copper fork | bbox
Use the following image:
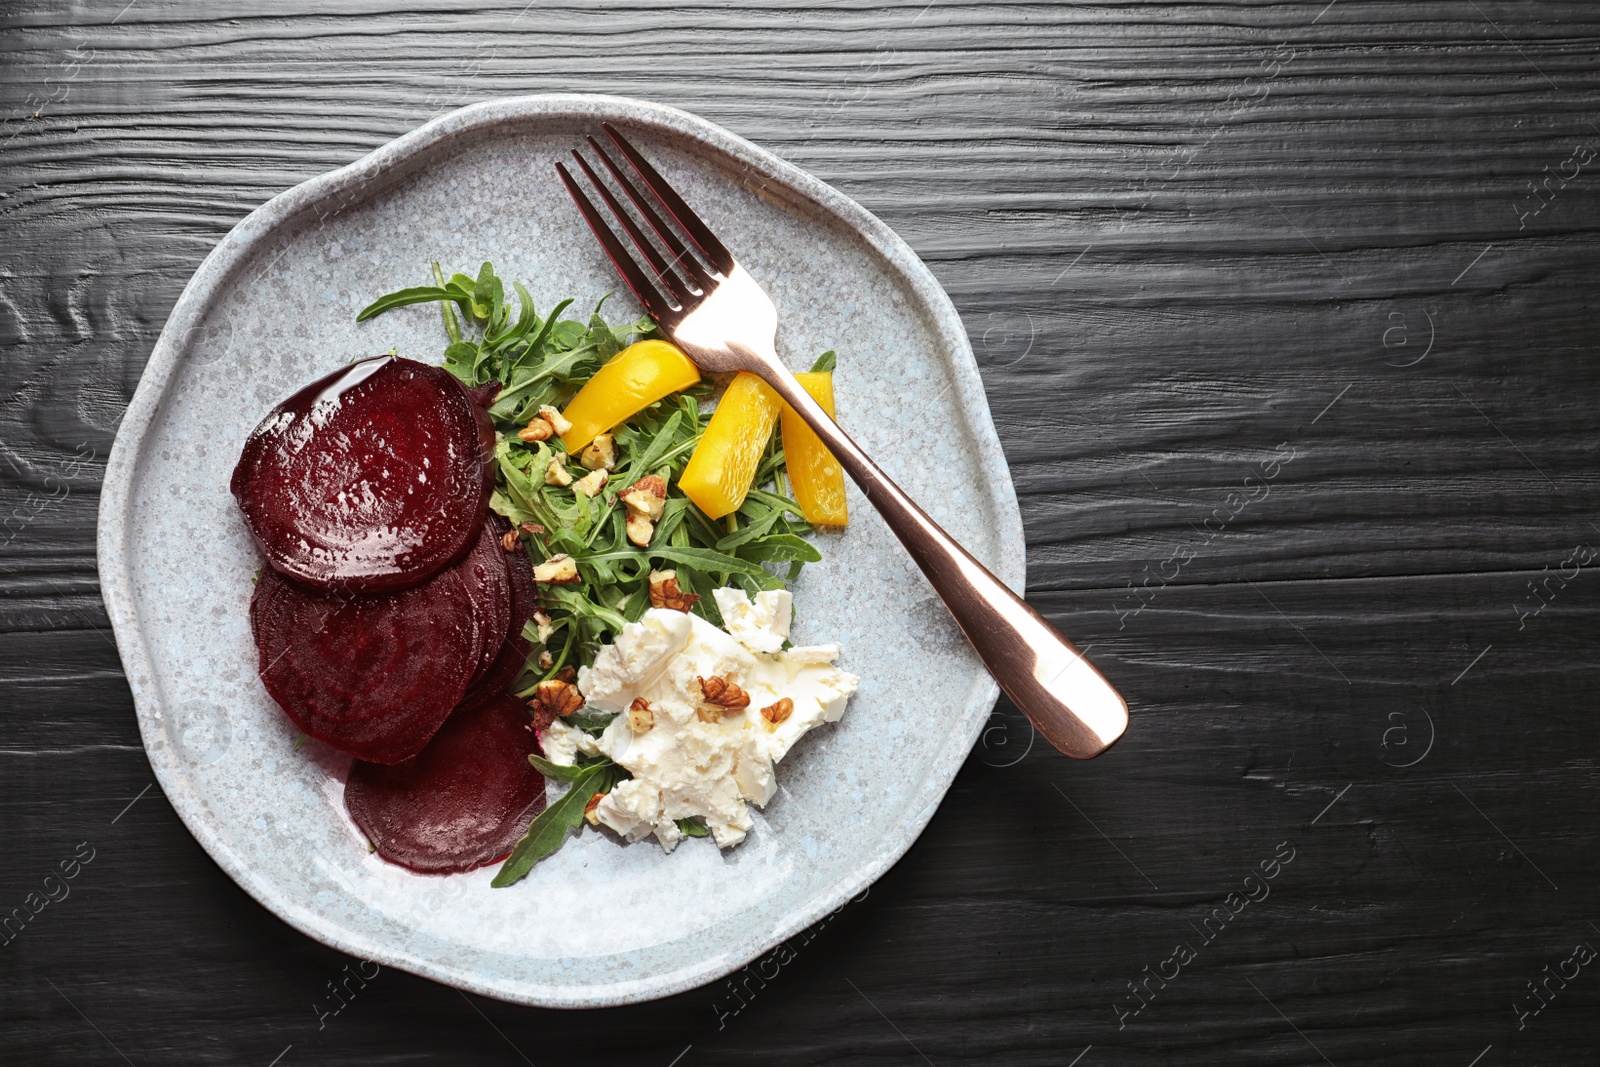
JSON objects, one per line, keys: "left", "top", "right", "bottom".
{"left": 557, "top": 123, "right": 1128, "bottom": 759}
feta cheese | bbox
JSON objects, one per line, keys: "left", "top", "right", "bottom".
{"left": 713, "top": 587, "right": 792, "bottom": 654}
{"left": 539, "top": 717, "right": 601, "bottom": 766}
{"left": 574, "top": 593, "right": 859, "bottom": 851}
{"left": 577, "top": 609, "right": 694, "bottom": 713}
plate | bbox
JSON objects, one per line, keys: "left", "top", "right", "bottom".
{"left": 97, "top": 94, "right": 1024, "bottom": 1008}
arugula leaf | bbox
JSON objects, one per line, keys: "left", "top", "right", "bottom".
{"left": 356, "top": 284, "right": 472, "bottom": 322}
{"left": 527, "top": 753, "right": 592, "bottom": 781}
{"left": 522, "top": 296, "right": 574, "bottom": 359}
{"left": 737, "top": 533, "right": 823, "bottom": 564}
{"left": 676, "top": 817, "right": 710, "bottom": 838}
{"left": 649, "top": 545, "right": 769, "bottom": 577}
{"left": 564, "top": 710, "right": 619, "bottom": 734}
{"left": 473, "top": 261, "right": 498, "bottom": 324}
{"left": 716, "top": 501, "right": 785, "bottom": 552}
{"left": 491, "top": 281, "right": 539, "bottom": 350}
{"left": 492, "top": 761, "right": 612, "bottom": 887}
{"left": 810, "top": 349, "right": 837, "bottom": 373}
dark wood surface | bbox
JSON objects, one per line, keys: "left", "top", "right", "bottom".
{"left": 4, "top": 2, "right": 1599, "bottom": 1063}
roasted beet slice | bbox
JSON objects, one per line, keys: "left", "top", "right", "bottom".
{"left": 459, "top": 515, "right": 513, "bottom": 690}
{"left": 231, "top": 356, "right": 495, "bottom": 592}
{"left": 458, "top": 534, "right": 537, "bottom": 712}
{"left": 251, "top": 564, "right": 480, "bottom": 764}
{"left": 345, "top": 694, "right": 546, "bottom": 874}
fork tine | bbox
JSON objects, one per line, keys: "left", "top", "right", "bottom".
{"left": 555, "top": 160, "right": 677, "bottom": 322}
{"left": 570, "top": 148, "right": 696, "bottom": 306}
{"left": 587, "top": 136, "right": 714, "bottom": 292}
{"left": 601, "top": 121, "right": 736, "bottom": 275}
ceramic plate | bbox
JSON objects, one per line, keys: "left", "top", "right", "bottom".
{"left": 97, "top": 94, "right": 1023, "bottom": 1008}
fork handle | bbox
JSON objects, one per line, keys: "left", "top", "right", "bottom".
{"left": 761, "top": 368, "right": 1129, "bottom": 759}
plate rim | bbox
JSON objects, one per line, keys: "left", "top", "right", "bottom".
{"left": 96, "top": 92, "right": 1026, "bottom": 1008}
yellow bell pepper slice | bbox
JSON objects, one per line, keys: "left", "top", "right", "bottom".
{"left": 559, "top": 339, "right": 701, "bottom": 452}
{"left": 678, "top": 372, "right": 782, "bottom": 520}
{"left": 781, "top": 371, "right": 848, "bottom": 526}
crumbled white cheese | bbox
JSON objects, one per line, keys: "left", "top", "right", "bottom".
{"left": 712, "top": 587, "right": 792, "bottom": 654}
{"left": 782, "top": 643, "right": 840, "bottom": 666}
{"left": 577, "top": 609, "right": 695, "bottom": 714}
{"left": 544, "top": 588, "right": 858, "bottom": 852}
{"left": 540, "top": 717, "right": 600, "bottom": 765}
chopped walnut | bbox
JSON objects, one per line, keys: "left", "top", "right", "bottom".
{"left": 545, "top": 455, "right": 574, "bottom": 487}
{"left": 580, "top": 433, "right": 617, "bottom": 471}
{"left": 572, "top": 468, "right": 608, "bottom": 498}
{"left": 555, "top": 665, "right": 577, "bottom": 684}
{"left": 503, "top": 521, "right": 546, "bottom": 552}
{"left": 620, "top": 474, "right": 667, "bottom": 521}
{"left": 583, "top": 790, "right": 604, "bottom": 827}
{"left": 533, "top": 554, "right": 580, "bottom": 585}
{"left": 648, "top": 569, "right": 700, "bottom": 612}
{"left": 760, "top": 697, "right": 795, "bottom": 727}
{"left": 698, "top": 675, "right": 750, "bottom": 711}
{"left": 627, "top": 698, "right": 654, "bottom": 732}
{"left": 538, "top": 404, "right": 573, "bottom": 436}
{"left": 518, "top": 416, "right": 554, "bottom": 443}
{"left": 528, "top": 678, "right": 583, "bottom": 730}
{"left": 537, "top": 650, "right": 554, "bottom": 670}
{"left": 625, "top": 509, "right": 655, "bottom": 547}
{"left": 532, "top": 609, "right": 554, "bottom": 644}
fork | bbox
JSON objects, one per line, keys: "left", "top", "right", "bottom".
{"left": 556, "top": 123, "right": 1128, "bottom": 759}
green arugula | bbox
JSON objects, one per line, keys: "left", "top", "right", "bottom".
{"left": 526, "top": 753, "right": 593, "bottom": 782}
{"left": 490, "top": 761, "right": 623, "bottom": 888}
{"left": 360, "top": 261, "right": 834, "bottom": 887}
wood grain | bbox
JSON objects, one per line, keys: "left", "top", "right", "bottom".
{"left": 5, "top": 2, "right": 1600, "bottom": 1064}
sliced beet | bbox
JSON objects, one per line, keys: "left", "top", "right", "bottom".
{"left": 459, "top": 515, "right": 513, "bottom": 690}
{"left": 251, "top": 564, "right": 480, "bottom": 764}
{"left": 345, "top": 694, "right": 546, "bottom": 874}
{"left": 457, "top": 534, "right": 537, "bottom": 712}
{"left": 232, "top": 356, "right": 495, "bottom": 593}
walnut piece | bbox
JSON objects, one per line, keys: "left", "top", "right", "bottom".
{"left": 538, "top": 404, "right": 573, "bottom": 436}
{"left": 532, "top": 609, "right": 554, "bottom": 644}
{"left": 518, "top": 416, "right": 554, "bottom": 443}
{"left": 580, "top": 433, "right": 617, "bottom": 471}
{"left": 502, "top": 521, "right": 546, "bottom": 552}
{"left": 528, "top": 678, "right": 583, "bottom": 730}
{"left": 627, "top": 697, "right": 654, "bottom": 732}
{"left": 572, "top": 468, "right": 608, "bottom": 498}
{"left": 620, "top": 474, "right": 667, "bottom": 521}
{"left": 760, "top": 697, "right": 794, "bottom": 727}
{"left": 648, "top": 569, "right": 700, "bottom": 612}
{"left": 625, "top": 510, "right": 654, "bottom": 547}
{"left": 533, "top": 554, "right": 580, "bottom": 585}
{"left": 583, "top": 791, "right": 604, "bottom": 827}
{"left": 545, "top": 455, "right": 574, "bottom": 487}
{"left": 698, "top": 675, "right": 750, "bottom": 711}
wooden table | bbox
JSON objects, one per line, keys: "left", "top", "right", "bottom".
{"left": 4, "top": 2, "right": 1597, "bottom": 1063}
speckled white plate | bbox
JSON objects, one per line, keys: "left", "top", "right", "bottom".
{"left": 97, "top": 94, "right": 1023, "bottom": 1008}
